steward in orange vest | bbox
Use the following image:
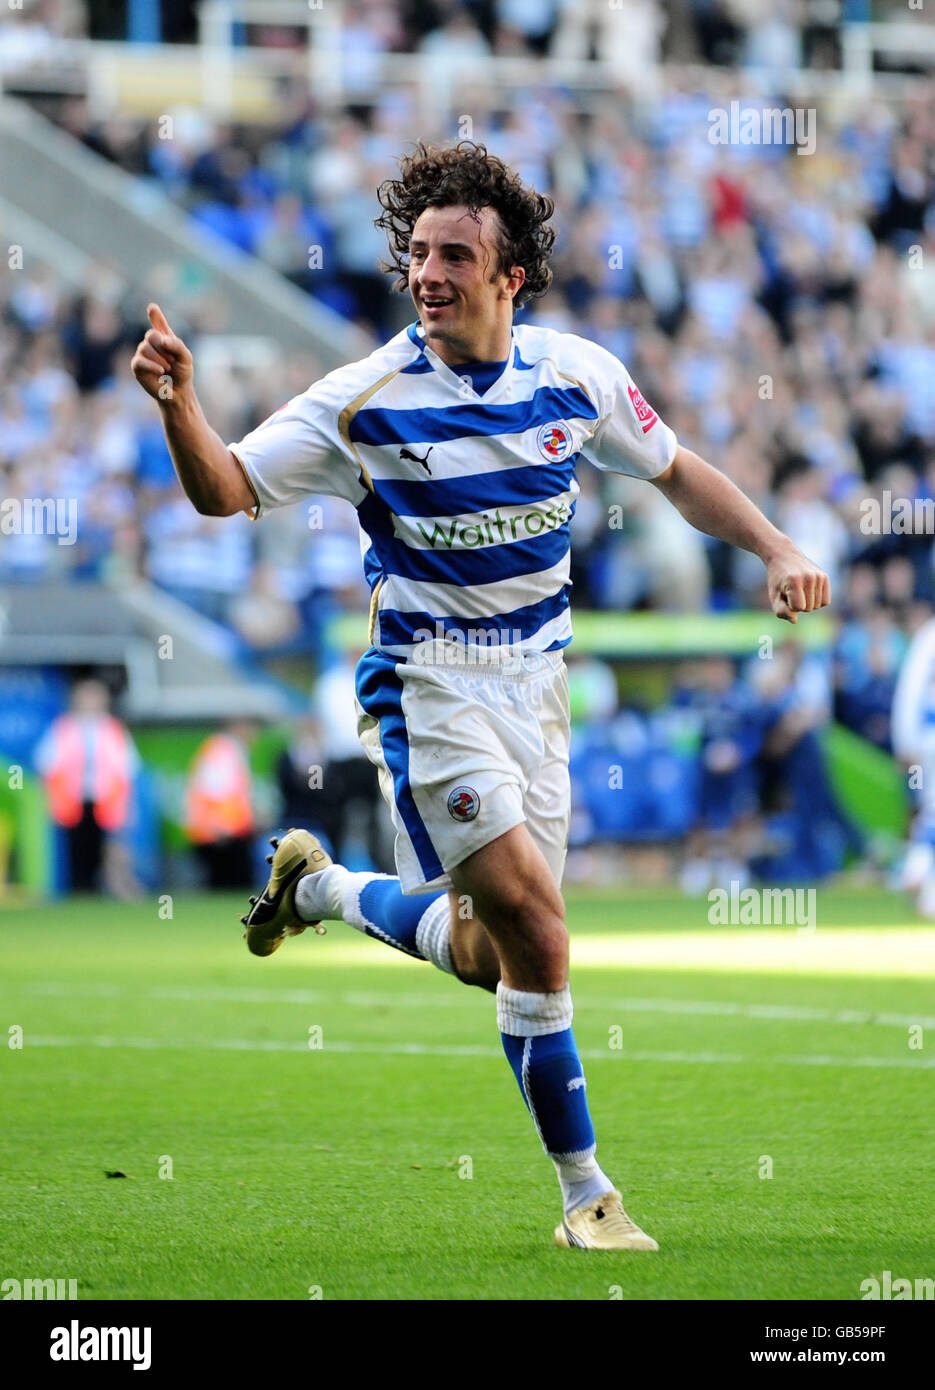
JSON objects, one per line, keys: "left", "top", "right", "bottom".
{"left": 185, "top": 722, "right": 258, "bottom": 889}
{"left": 36, "top": 680, "right": 139, "bottom": 892}
{"left": 42, "top": 714, "right": 133, "bottom": 831}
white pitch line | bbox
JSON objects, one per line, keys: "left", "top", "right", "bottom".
{"left": 16, "top": 1034, "right": 935, "bottom": 1070}
{"left": 11, "top": 981, "right": 935, "bottom": 1031}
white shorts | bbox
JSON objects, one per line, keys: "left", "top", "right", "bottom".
{"left": 355, "top": 643, "right": 571, "bottom": 894}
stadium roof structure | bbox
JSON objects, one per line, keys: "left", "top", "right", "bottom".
{"left": 0, "top": 581, "right": 294, "bottom": 723}
{"left": 0, "top": 95, "right": 370, "bottom": 367}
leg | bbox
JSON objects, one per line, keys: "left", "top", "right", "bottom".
{"left": 451, "top": 823, "right": 657, "bottom": 1249}
{"left": 68, "top": 802, "right": 102, "bottom": 892}
{"left": 296, "top": 862, "right": 504, "bottom": 989}
{"left": 203, "top": 842, "right": 225, "bottom": 891}
{"left": 447, "top": 889, "right": 500, "bottom": 991}
{"left": 283, "top": 650, "right": 531, "bottom": 979}
{"left": 218, "top": 835, "right": 254, "bottom": 890}
{"left": 449, "top": 824, "right": 567, "bottom": 990}
{"left": 451, "top": 826, "right": 598, "bottom": 1185}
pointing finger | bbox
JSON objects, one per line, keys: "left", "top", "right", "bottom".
{"left": 147, "top": 302, "right": 172, "bottom": 336}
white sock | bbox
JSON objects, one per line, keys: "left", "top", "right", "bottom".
{"left": 294, "top": 868, "right": 456, "bottom": 975}
{"left": 555, "top": 1155, "right": 616, "bottom": 1215}
{"left": 496, "top": 982, "right": 573, "bottom": 1035}
{"left": 294, "top": 865, "right": 383, "bottom": 926}
{"left": 413, "top": 895, "right": 454, "bottom": 975}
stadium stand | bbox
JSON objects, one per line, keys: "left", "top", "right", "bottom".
{"left": 1, "top": 0, "right": 933, "bottom": 889}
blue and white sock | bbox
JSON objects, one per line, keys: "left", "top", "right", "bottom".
{"left": 295, "top": 867, "right": 454, "bottom": 974}
{"left": 498, "top": 982, "right": 614, "bottom": 1216}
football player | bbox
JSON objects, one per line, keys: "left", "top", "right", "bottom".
{"left": 132, "top": 142, "right": 830, "bottom": 1250}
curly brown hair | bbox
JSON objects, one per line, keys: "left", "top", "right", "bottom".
{"left": 375, "top": 141, "right": 556, "bottom": 309}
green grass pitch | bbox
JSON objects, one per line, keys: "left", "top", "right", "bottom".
{"left": 1, "top": 887, "right": 933, "bottom": 1301}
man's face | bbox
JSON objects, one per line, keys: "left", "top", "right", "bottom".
{"left": 73, "top": 680, "right": 109, "bottom": 717}
{"left": 407, "top": 204, "right": 524, "bottom": 362}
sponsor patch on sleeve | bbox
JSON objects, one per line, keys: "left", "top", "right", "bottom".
{"left": 627, "top": 382, "right": 659, "bottom": 434}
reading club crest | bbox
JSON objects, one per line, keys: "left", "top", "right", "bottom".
{"left": 536, "top": 421, "right": 573, "bottom": 462}
{"left": 447, "top": 786, "right": 480, "bottom": 822}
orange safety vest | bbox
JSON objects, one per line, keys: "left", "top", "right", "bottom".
{"left": 185, "top": 733, "right": 254, "bottom": 844}
{"left": 43, "top": 714, "right": 133, "bottom": 831}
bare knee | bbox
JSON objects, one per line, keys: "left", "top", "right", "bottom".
{"left": 459, "top": 873, "right": 568, "bottom": 994}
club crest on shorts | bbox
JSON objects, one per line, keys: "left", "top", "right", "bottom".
{"left": 447, "top": 786, "right": 480, "bottom": 822}
{"left": 536, "top": 421, "right": 573, "bottom": 462}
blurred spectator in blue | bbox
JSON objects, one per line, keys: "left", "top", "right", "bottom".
{"left": 750, "top": 640, "right": 864, "bottom": 880}
{"left": 275, "top": 715, "right": 329, "bottom": 836}
{"left": 891, "top": 608, "right": 935, "bottom": 915}
{"left": 835, "top": 563, "right": 908, "bottom": 748}
{"left": 674, "top": 656, "right": 763, "bottom": 890}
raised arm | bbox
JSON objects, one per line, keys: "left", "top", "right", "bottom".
{"left": 651, "top": 445, "right": 830, "bottom": 624}
{"left": 131, "top": 303, "right": 254, "bottom": 517}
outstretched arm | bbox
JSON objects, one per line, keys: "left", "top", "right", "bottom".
{"left": 651, "top": 445, "right": 831, "bottom": 623}
{"left": 131, "top": 303, "right": 254, "bottom": 517}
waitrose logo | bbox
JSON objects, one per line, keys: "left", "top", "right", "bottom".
{"left": 415, "top": 501, "right": 572, "bottom": 549}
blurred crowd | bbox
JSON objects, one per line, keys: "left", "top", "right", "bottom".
{"left": 0, "top": 1, "right": 901, "bottom": 70}
{"left": 2, "top": 3, "right": 934, "bottom": 881}
{"left": 4, "top": 71, "right": 934, "bottom": 745}
{"left": 33, "top": 644, "right": 862, "bottom": 894}
{"left": 567, "top": 645, "right": 863, "bottom": 888}
{"left": 0, "top": 266, "right": 366, "bottom": 655}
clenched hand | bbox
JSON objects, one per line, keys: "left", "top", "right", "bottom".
{"left": 767, "top": 544, "right": 831, "bottom": 623}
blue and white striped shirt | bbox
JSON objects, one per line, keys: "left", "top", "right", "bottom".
{"left": 230, "top": 320, "right": 677, "bottom": 657}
